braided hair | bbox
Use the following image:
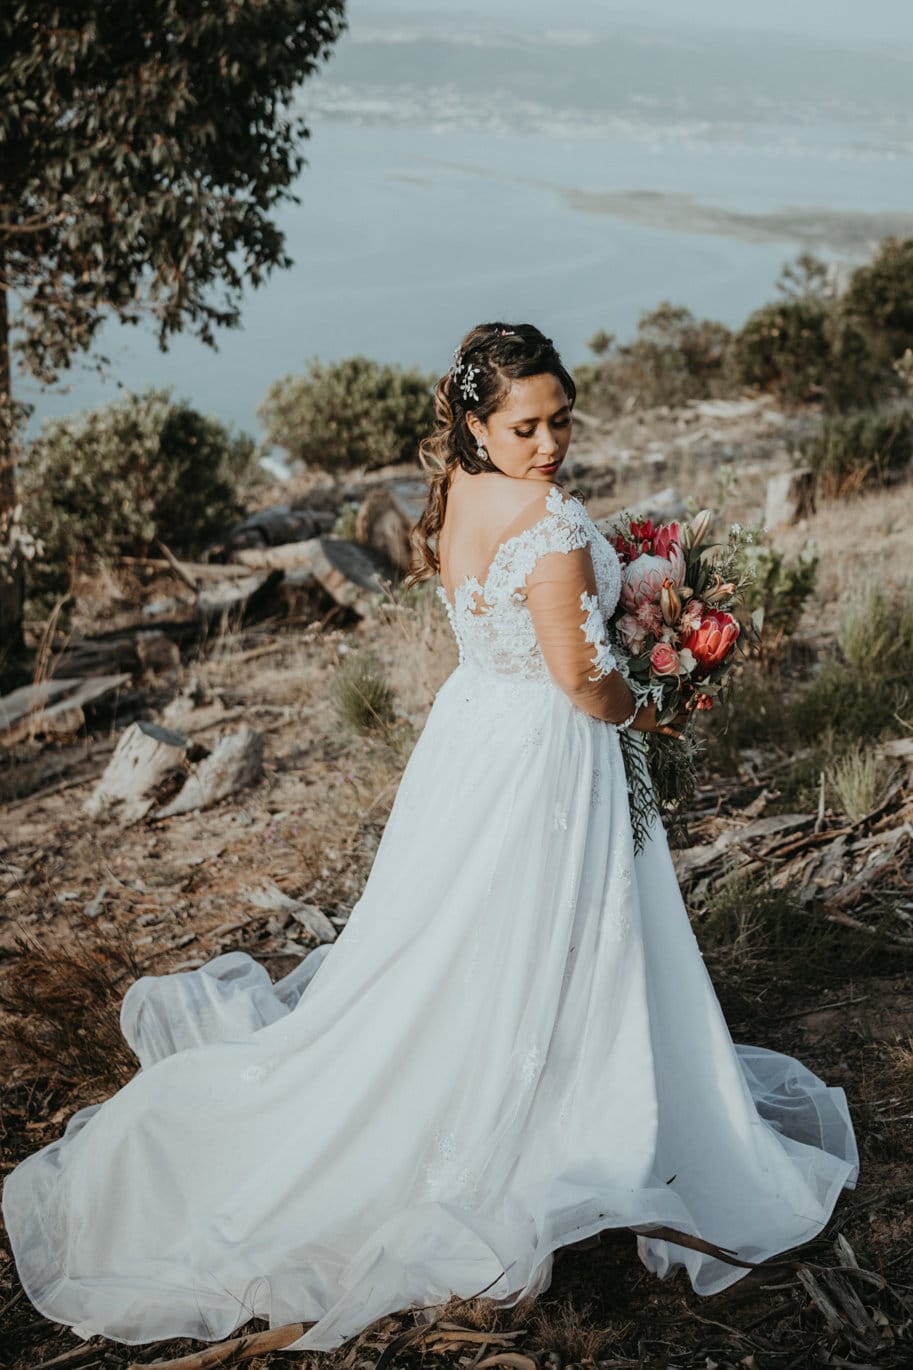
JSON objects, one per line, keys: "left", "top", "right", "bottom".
{"left": 405, "top": 322, "right": 577, "bottom": 588}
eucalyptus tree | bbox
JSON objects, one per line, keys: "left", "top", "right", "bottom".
{"left": 0, "top": 0, "right": 346, "bottom": 665}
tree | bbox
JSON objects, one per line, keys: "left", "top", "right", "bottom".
{"left": 0, "top": 0, "right": 347, "bottom": 670}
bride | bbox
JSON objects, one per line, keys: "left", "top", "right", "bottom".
{"left": 3, "top": 322, "right": 858, "bottom": 1355}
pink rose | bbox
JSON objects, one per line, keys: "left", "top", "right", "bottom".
{"left": 621, "top": 553, "right": 674, "bottom": 612}
{"left": 617, "top": 613, "right": 648, "bottom": 654}
{"left": 649, "top": 642, "right": 680, "bottom": 677}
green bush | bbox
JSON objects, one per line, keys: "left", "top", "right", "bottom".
{"left": 798, "top": 407, "right": 913, "bottom": 496}
{"left": 259, "top": 356, "right": 435, "bottom": 473}
{"left": 21, "top": 390, "right": 259, "bottom": 608}
{"left": 728, "top": 297, "right": 833, "bottom": 405}
{"left": 575, "top": 302, "right": 735, "bottom": 416}
{"left": 841, "top": 235, "right": 913, "bottom": 371}
{"left": 791, "top": 580, "right": 913, "bottom": 747}
{"left": 740, "top": 539, "right": 819, "bottom": 641}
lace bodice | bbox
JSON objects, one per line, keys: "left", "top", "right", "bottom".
{"left": 436, "top": 483, "right": 623, "bottom": 685}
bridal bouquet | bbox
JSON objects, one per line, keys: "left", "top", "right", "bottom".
{"left": 601, "top": 508, "right": 754, "bottom": 852}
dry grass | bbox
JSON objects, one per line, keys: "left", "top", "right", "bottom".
{"left": 826, "top": 744, "right": 898, "bottom": 821}
{"left": 0, "top": 921, "right": 142, "bottom": 1096}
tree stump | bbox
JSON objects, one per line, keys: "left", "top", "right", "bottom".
{"left": 84, "top": 721, "right": 190, "bottom": 824}
{"left": 764, "top": 467, "right": 816, "bottom": 528}
{"left": 156, "top": 724, "right": 264, "bottom": 817}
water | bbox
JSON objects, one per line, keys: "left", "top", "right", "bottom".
{"left": 16, "top": 8, "right": 913, "bottom": 446}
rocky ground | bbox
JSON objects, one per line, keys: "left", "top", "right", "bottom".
{"left": 1, "top": 394, "right": 912, "bottom": 1370}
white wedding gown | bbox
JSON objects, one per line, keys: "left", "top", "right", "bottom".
{"left": 3, "top": 484, "right": 858, "bottom": 1353}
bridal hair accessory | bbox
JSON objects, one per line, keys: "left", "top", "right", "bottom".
{"left": 449, "top": 348, "right": 480, "bottom": 403}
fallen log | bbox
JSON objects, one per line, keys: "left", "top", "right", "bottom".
{"left": 1, "top": 674, "right": 131, "bottom": 746}
{"left": 233, "top": 536, "right": 396, "bottom": 615}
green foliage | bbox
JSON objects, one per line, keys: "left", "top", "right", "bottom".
{"left": 702, "top": 580, "right": 913, "bottom": 779}
{"left": 841, "top": 235, "right": 913, "bottom": 371}
{"left": 728, "top": 297, "right": 833, "bottom": 405}
{"left": 331, "top": 649, "right": 397, "bottom": 736}
{"left": 1, "top": 1, "right": 347, "bottom": 380}
{"left": 740, "top": 539, "right": 819, "bottom": 640}
{"left": 259, "top": 355, "right": 436, "bottom": 472}
{"left": 21, "top": 389, "right": 259, "bottom": 606}
{"left": 840, "top": 578, "right": 913, "bottom": 681}
{"left": 789, "top": 580, "right": 913, "bottom": 748}
{"left": 586, "top": 329, "right": 615, "bottom": 357}
{"left": 574, "top": 301, "right": 735, "bottom": 416}
{"left": 773, "top": 250, "right": 835, "bottom": 304}
{"left": 799, "top": 406, "right": 913, "bottom": 496}
{"left": 332, "top": 500, "right": 360, "bottom": 540}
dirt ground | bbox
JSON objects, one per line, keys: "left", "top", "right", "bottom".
{"left": 1, "top": 441, "right": 912, "bottom": 1370}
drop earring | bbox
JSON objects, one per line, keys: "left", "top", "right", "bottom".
{"left": 476, "top": 437, "right": 488, "bottom": 461}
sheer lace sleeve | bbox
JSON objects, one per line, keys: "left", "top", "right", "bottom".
{"left": 498, "top": 488, "right": 636, "bottom": 723}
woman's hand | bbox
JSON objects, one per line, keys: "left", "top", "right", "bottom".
{"left": 630, "top": 700, "right": 688, "bottom": 739}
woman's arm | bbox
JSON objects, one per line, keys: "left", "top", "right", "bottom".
{"left": 522, "top": 544, "right": 639, "bottom": 724}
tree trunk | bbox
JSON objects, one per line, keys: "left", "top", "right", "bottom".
{"left": 0, "top": 259, "right": 25, "bottom": 669}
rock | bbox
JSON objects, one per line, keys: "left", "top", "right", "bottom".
{"left": 85, "top": 720, "right": 190, "bottom": 825}
{"left": 156, "top": 724, "right": 264, "bottom": 817}
{"left": 764, "top": 468, "right": 816, "bottom": 529}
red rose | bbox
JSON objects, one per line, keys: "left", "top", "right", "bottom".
{"left": 681, "top": 607, "right": 739, "bottom": 669}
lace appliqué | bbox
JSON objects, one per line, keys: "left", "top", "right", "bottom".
{"left": 579, "top": 590, "right": 618, "bottom": 681}
{"left": 519, "top": 1044, "right": 545, "bottom": 1086}
{"left": 436, "top": 485, "right": 622, "bottom": 685}
{"left": 421, "top": 1128, "right": 478, "bottom": 1202}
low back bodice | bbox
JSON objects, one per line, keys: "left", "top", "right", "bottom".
{"left": 436, "top": 484, "right": 622, "bottom": 681}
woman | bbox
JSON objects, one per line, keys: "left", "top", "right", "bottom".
{"left": 3, "top": 323, "right": 858, "bottom": 1355}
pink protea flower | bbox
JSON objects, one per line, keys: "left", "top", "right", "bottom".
{"left": 621, "top": 553, "right": 674, "bottom": 612}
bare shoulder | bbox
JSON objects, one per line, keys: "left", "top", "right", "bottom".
{"left": 450, "top": 470, "right": 569, "bottom": 530}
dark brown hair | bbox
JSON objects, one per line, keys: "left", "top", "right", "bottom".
{"left": 404, "top": 322, "right": 577, "bottom": 588}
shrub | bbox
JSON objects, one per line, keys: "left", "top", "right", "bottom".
{"left": 728, "top": 297, "right": 833, "bottom": 405}
{"left": 331, "top": 649, "right": 397, "bottom": 736}
{"left": 575, "top": 302, "right": 734, "bottom": 416}
{"left": 21, "top": 390, "right": 259, "bottom": 607}
{"left": 799, "top": 407, "right": 913, "bottom": 497}
{"left": 791, "top": 581, "right": 913, "bottom": 747}
{"left": 259, "top": 355, "right": 436, "bottom": 473}
{"left": 739, "top": 539, "right": 819, "bottom": 643}
{"left": 841, "top": 235, "right": 913, "bottom": 370}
